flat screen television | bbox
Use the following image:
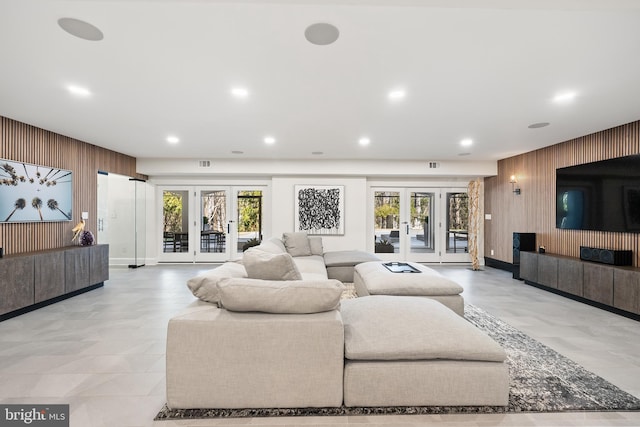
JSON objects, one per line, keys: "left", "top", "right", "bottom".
{"left": 556, "top": 154, "right": 640, "bottom": 233}
{"left": 1, "top": 159, "right": 73, "bottom": 223}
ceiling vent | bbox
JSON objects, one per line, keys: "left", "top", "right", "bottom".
{"left": 428, "top": 162, "right": 439, "bottom": 169}
{"left": 198, "top": 160, "right": 211, "bottom": 168}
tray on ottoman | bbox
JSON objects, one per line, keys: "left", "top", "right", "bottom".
{"left": 354, "top": 261, "right": 464, "bottom": 315}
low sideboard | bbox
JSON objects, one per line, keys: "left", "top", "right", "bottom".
{"left": 0, "top": 244, "right": 109, "bottom": 321}
{"left": 520, "top": 251, "right": 640, "bottom": 320}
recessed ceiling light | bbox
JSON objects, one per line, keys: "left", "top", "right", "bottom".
{"left": 166, "top": 135, "right": 179, "bottom": 144}
{"left": 460, "top": 138, "right": 473, "bottom": 147}
{"left": 458, "top": 152, "right": 471, "bottom": 156}
{"left": 231, "top": 150, "right": 244, "bottom": 154}
{"left": 264, "top": 136, "right": 276, "bottom": 144}
{"left": 66, "top": 85, "right": 91, "bottom": 97}
{"left": 231, "top": 87, "right": 249, "bottom": 98}
{"left": 388, "top": 89, "right": 406, "bottom": 100}
{"left": 58, "top": 17, "right": 103, "bottom": 41}
{"left": 528, "top": 122, "right": 550, "bottom": 129}
{"left": 304, "top": 23, "right": 339, "bottom": 46}
{"left": 312, "top": 151, "right": 324, "bottom": 155}
{"left": 359, "top": 137, "right": 371, "bottom": 146}
{"left": 553, "top": 91, "right": 577, "bottom": 103}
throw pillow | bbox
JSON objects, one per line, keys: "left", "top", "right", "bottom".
{"left": 217, "top": 278, "right": 345, "bottom": 314}
{"left": 308, "top": 236, "right": 324, "bottom": 256}
{"left": 243, "top": 247, "right": 303, "bottom": 280}
{"left": 186, "top": 262, "right": 247, "bottom": 303}
{"left": 282, "top": 232, "right": 312, "bottom": 256}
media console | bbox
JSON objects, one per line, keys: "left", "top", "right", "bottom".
{"left": 519, "top": 251, "right": 640, "bottom": 321}
{"left": 0, "top": 244, "right": 109, "bottom": 321}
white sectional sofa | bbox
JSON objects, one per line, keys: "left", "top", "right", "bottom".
{"left": 167, "top": 233, "right": 509, "bottom": 410}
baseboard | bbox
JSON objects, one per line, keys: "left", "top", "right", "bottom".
{"left": 484, "top": 257, "right": 514, "bottom": 273}
{"left": 0, "top": 283, "right": 104, "bottom": 322}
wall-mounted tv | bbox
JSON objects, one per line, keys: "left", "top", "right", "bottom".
{"left": 556, "top": 154, "right": 640, "bottom": 233}
{"left": 1, "top": 159, "right": 73, "bottom": 223}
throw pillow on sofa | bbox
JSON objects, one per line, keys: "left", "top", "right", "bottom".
{"left": 243, "top": 247, "right": 303, "bottom": 280}
{"left": 282, "top": 232, "right": 312, "bottom": 256}
{"left": 256, "top": 237, "right": 287, "bottom": 254}
{"left": 217, "top": 278, "right": 345, "bottom": 314}
{"left": 186, "top": 262, "right": 247, "bottom": 304}
{"left": 308, "top": 236, "right": 324, "bottom": 256}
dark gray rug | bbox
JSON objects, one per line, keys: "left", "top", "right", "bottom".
{"left": 155, "top": 304, "right": 640, "bottom": 420}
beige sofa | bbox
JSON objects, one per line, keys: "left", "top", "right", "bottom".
{"left": 167, "top": 233, "right": 509, "bottom": 410}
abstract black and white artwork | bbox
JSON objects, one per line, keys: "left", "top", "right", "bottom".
{"left": 295, "top": 185, "right": 344, "bottom": 235}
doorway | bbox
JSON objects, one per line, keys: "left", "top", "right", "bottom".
{"left": 372, "top": 187, "right": 469, "bottom": 263}
{"left": 158, "top": 185, "right": 268, "bottom": 262}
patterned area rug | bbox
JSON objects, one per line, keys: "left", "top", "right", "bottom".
{"left": 155, "top": 302, "right": 640, "bottom": 420}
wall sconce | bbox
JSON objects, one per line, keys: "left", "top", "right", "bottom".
{"left": 510, "top": 175, "right": 521, "bottom": 195}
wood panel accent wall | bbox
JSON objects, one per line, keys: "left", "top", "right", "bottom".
{"left": 0, "top": 116, "right": 146, "bottom": 255}
{"left": 485, "top": 120, "right": 640, "bottom": 267}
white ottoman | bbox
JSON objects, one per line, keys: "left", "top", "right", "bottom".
{"left": 341, "top": 296, "right": 509, "bottom": 407}
{"left": 354, "top": 261, "right": 465, "bottom": 316}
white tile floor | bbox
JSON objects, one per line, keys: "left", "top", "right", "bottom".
{"left": 0, "top": 264, "right": 639, "bottom": 427}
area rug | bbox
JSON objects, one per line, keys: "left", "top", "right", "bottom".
{"left": 155, "top": 303, "right": 640, "bottom": 420}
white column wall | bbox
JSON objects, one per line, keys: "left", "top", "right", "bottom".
{"left": 271, "top": 177, "right": 368, "bottom": 252}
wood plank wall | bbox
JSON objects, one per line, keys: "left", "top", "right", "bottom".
{"left": 0, "top": 116, "right": 146, "bottom": 255}
{"left": 485, "top": 120, "right": 640, "bottom": 267}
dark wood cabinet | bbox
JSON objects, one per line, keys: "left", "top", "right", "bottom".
{"left": 520, "top": 252, "right": 538, "bottom": 282}
{"left": 0, "top": 245, "right": 108, "bottom": 319}
{"left": 583, "top": 263, "right": 614, "bottom": 306}
{"left": 614, "top": 269, "right": 639, "bottom": 314}
{"left": 557, "top": 257, "right": 583, "bottom": 296}
{"left": 520, "top": 251, "right": 640, "bottom": 319}
{"left": 64, "top": 247, "right": 92, "bottom": 293}
{"left": 34, "top": 251, "right": 65, "bottom": 303}
{"left": 0, "top": 255, "right": 35, "bottom": 315}
{"left": 538, "top": 255, "right": 558, "bottom": 289}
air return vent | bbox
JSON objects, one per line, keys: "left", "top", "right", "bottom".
{"left": 198, "top": 160, "right": 211, "bottom": 168}
{"left": 428, "top": 162, "right": 439, "bottom": 169}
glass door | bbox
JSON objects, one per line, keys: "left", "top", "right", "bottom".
{"left": 196, "top": 188, "right": 230, "bottom": 262}
{"left": 159, "top": 187, "right": 193, "bottom": 262}
{"left": 407, "top": 191, "right": 439, "bottom": 262}
{"left": 234, "top": 189, "right": 263, "bottom": 256}
{"left": 441, "top": 189, "right": 470, "bottom": 262}
{"left": 159, "top": 185, "right": 266, "bottom": 263}
{"left": 372, "top": 187, "right": 470, "bottom": 263}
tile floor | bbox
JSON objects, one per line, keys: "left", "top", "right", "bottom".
{"left": 0, "top": 264, "right": 639, "bottom": 427}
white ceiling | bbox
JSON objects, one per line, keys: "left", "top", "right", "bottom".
{"left": 1, "top": 0, "right": 640, "bottom": 163}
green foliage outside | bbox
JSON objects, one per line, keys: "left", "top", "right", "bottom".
{"left": 163, "top": 192, "right": 183, "bottom": 232}
{"left": 237, "top": 191, "right": 261, "bottom": 233}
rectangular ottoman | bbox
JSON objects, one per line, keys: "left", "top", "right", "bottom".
{"left": 341, "top": 296, "right": 509, "bottom": 407}
{"left": 354, "top": 261, "right": 465, "bottom": 316}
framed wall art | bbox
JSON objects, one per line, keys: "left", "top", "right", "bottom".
{"left": 294, "top": 185, "right": 344, "bottom": 235}
{"left": 1, "top": 159, "right": 73, "bottom": 223}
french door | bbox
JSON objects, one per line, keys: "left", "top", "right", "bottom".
{"left": 159, "top": 185, "right": 267, "bottom": 262}
{"left": 372, "top": 187, "right": 470, "bottom": 263}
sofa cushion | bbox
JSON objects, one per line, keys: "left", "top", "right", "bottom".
{"left": 341, "top": 296, "right": 506, "bottom": 362}
{"left": 309, "top": 236, "right": 324, "bottom": 256}
{"left": 282, "top": 232, "right": 312, "bottom": 257}
{"left": 217, "top": 278, "right": 345, "bottom": 314}
{"left": 243, "top": 248, "right": 303, "bottom": 281}
{"left": 256, "top": 237, "right": 287, "bottom": 254}
{"left": 187, "top": 262, "right": 247, "bottom": 304}
{"left": 292, "top": 255, "right": 329, "bottom": 280}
